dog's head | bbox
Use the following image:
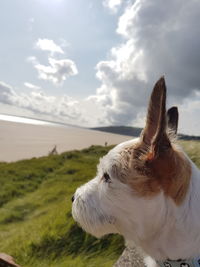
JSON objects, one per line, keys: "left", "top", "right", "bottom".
{"left": 72, "top": 77, "right": 191, "bottom": 242}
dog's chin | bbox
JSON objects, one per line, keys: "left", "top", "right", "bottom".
{"left": 72, "top": 204, "right": 118, "bottom": 238}
{"left": 77, "top": 221, "right": 118, "bottom": 238}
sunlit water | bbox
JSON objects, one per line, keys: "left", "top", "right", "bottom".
{"left": 0, "top": 114, "right": 56, "bottom": 126}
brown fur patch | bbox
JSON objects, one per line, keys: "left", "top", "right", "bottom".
{"left": 129, "top": 144, "right": 191, "bottom": 205}
{"left": 113, "top": 141, "right": 191, "bottom": 204}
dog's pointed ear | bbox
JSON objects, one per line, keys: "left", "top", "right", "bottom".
{"left": 141, "top": 76, "right": 171, "bottom": 159}
{"left": 167, "top": 106, "right": 179, "bottom": 135}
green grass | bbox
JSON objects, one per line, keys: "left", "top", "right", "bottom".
{"left": 0, "top": 145, "right": 124, "bottom": 267}
{"left": 0, "top": 141, "right": 199, "bottom": 267}
{"left": 179, "top": 140, "right": 200, "bottom": 166}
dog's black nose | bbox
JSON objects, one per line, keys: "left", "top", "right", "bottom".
{"left": 71, "top": 195, "right": 75, "bottom": 202}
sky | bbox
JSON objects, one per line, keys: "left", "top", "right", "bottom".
{"left": 0, "top": 0, "right": 200, "bottom": 135}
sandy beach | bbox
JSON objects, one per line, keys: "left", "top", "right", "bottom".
{"left": 0, "top": 120, "right": 133, "bottom": 162}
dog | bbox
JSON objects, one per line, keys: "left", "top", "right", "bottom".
{"left": 72, "top": 77, "right": 200, "bottom": 267}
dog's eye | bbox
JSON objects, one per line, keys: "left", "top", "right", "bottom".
{"left": 103, "top": 172, "right": 111, "bottom": 183}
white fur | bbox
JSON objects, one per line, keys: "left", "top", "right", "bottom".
{"left": 72, "top": 137, "right": 200, "bottom": 267}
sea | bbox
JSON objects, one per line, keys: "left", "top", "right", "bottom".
{"left": 0, "top": 114, "right": 80, "bottom": 129}
{"left": 0, "top": 114, "right": 58, "bottom": 126}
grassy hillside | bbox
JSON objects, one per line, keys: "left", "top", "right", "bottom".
{"left": 0, "top": 141, "right": 199, "bottom": 267}
{"left": 0, "top": 145, "right": 124, "bottom": 267}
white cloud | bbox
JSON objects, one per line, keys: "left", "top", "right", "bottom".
{"left": 0, "top": 81, "right": 16, "bottom": 105}
{"left": 24, "top": 82, "right": 40, "bottom": 90}
{"left": 103, "top": 0, "right": 123, "bottom": 13}
{"left": 28, "top": 38, "right": 78, "bottom": 86}
{"left": 34, "top": 57, "right": 78, "bottom": 85}
{"left": 26, "top": 56, "right": 37, "bottom": 64}
{"left": 0, "top": 81, "right": 87, "bottom": 125}
{"left": 93, "top": 0, "right": 200, "bottom": 134}
{"left": 35, "top": 38, "right": 64, "bottom": 55}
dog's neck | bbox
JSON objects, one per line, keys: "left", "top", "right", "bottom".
{"left": 124, "top": 159, "right": 200, "bottom": 262}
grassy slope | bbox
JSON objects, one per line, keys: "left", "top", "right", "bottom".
{"left": 0, "top": 141, "right": 199, "bottom": 267}
{"left": 0, "top": 146, "right": 124, "bottom": 267}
